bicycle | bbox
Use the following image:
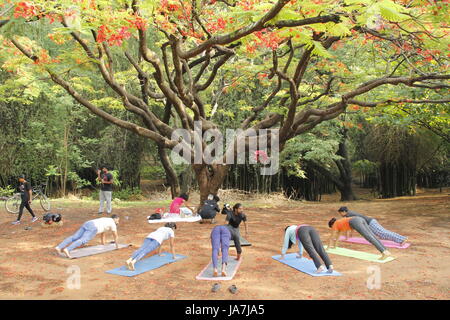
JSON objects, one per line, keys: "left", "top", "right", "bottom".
{"left": 5, "top": 184, "right": 51, "bottom": 214}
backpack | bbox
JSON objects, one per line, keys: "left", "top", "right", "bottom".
{"left": 148, "top": 213, "right": 162, "bottom": 220}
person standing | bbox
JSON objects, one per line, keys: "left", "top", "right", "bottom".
{"left": 12, "top": 175, "right": 38, "bottom": 225}
{"left": 97, "top": 166, "right": 113, "bottom": 215}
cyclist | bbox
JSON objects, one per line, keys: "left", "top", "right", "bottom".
{"left": 12, "top": 175, "right": 38, "bottom": 225}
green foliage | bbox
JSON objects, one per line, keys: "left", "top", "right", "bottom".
{"left": 0, "top": 185, "right": 15, "bottom": 197}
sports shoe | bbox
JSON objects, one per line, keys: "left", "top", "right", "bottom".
{"left": 11, "top": 220, "right": 21, "bottom": 225}
{"left": 31, "top": 216, "right": 38, "bottom": 223}
{"left": 211, "top": 283, "right": 221, "bottom": 293}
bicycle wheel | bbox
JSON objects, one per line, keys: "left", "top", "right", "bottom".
{"left": 5, "top": 196, "right": 21, "bottom": 214}
{"left": 39, "top": 194, "right": 51, "bottom": 211}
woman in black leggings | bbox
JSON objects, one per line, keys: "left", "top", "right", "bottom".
{"left": 281, "top": 224, "right": 333, "bottom": 273}
{"left": 328, "top": 216, "right": 392, "bottom": 260}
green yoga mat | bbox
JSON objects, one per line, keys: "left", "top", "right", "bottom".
{"left": 325, "top": 247, "right": 396, "bottom": 263}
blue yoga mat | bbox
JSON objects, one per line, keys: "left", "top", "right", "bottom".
{"left": 106, "top": 252, "right": 187, "bottom": 277}
{"left": 272, "top": 253, "right": 342, "bottom": 277}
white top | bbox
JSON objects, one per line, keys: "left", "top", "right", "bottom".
{"left": 146, "top": 227, "right": 175, "bottom": 244}
{"left": 90, "top": 217, "right": 117, "bottom": 234}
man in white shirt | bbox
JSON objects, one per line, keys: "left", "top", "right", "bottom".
{"left": 125, "top": 222, "right": 177, "bottom": 270}
{"left": 55, "top": 215, "right": 120, "bottom": 258}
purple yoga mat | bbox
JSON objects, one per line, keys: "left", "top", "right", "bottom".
{"left": 339, "top": 236, "right": 410, "bottom": 249}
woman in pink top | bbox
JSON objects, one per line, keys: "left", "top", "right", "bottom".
{"left": 169, "top": 193, "right": 194, "bottom": 215}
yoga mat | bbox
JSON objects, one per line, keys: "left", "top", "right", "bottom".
{"left": 147, "top": 215, "right": 201, "bottom": 223}
{"left": 338, "top": 236, "right": 410, "bottom": 249}
{"left": 325, "top": 247, "right": 396, "bottom": 263}
{"left": 196, "top": 257, "right": 242, "bottom": 281}
{"left": 230, "top": 236, "right": 251, "bottom": 247}
{"left": 106, "top": 252, "right": 187, "bottom": 277}
{"left": 59, "top": 243, "right": 131, "bottom": 259}
{"left": 272, "top": 253, "right": 342, "bottom": 277}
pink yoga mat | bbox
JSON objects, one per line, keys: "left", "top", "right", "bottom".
{"left": 338, "top": 236, "right": 410, "bottom": 249}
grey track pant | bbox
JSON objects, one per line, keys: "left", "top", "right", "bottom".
{"left": 99, "top": 191, "right": 112, "bottom": 214}
{"left": 349, "top": 217, "right": 386, "bottom": 253}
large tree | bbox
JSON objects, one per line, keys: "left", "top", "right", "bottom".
{"left": 0, "top": 0, "right": 448, "bottom": 203}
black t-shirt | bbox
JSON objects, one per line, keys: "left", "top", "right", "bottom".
{"left": 19, "top": 181, "right": 32, "bottom": 199}
{"left": 226, "top": 212, "right": 247, "bottom": 229}
{"left": 100, "top": 172, "right": 113, "bottom": 191}
{"left": 345, "top": 210, "right": 373, "bottom": 224}
{"left": 199, "top": 200, "right": 220, "bottom": 218}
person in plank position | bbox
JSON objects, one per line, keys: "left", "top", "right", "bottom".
{"left": 226, "top": 203, "right": 248, "bottom": 261}
{"left": 327, "top": 216, "right": 392, "bottom": 260}
{"left": 210, "top": 225, "right": 232, "bottom": 277}
{"left": 281, "top": 224, "right": 334, "bottom": 274}
{"left": 337, "top": 206, "right": 408, "bottom": 245}
{"left": 55, "top": 215, "right": 120, "bottom": 258}
{"left": 125, "top": 223, "right": 177, "bottom": 271}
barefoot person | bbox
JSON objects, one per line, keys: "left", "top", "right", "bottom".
{"left": 169, "top": 193, "right": 195, "bottom": 216}
{"left": 281, "top": 224, "right": 334, "bottom": 273}
{"left": 55, "top": 215, "right": 120, "bottom": 258}
{"left": 337, "top": 206, "right": 408, "bottom": 245}
{"left": 327, "top": 217, "right": 392, "bottom": 260}
{"left": 11, "top": 175, "right": 38, "bottom": 225}
{"left": 126, "top": 223, "right": 177, "bottom": 271}
{"left": 210, "top": 225, "right": 232, "bottom": 277}
{"left": 226, "top": 203, "right": 248, "bottom": 261}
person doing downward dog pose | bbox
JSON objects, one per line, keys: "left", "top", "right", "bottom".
{"left": 210, "top": 225, "right": 232, "bottom": 277}
{"left": 281, "top": 224, "right": 334, "bottom": 273}
{"left": 55, "top": 215, "right": 120, "bottom": 258}
{"left": 327, "top": 217, "right": 392, "bottom": 260}
{"left": 337, "top": 206, "right": 408, "bottom": 245}
{"left": 126, "top": 223, "right": 177, "bottom": 271}
{"left": 226, "top": 203, "right": 248, "bottom": 261}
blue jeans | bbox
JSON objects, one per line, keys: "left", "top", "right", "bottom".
{"left": 57, "top": 221, "right": 98, "bottom": 252}
{"left": 130, "top": 238, "right": 160, "bottom": 261}
{"left": 211, "top": 225, "right": 231, "bottom": 269}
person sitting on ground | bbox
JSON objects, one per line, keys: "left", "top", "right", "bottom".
{"left": 126, "top": 223, "right": 177, "bottom": 271}
{"left": 168, "top": 193, "right": 195, "bottom": 216}
{"left": 281, "top": 224, "right": 334, "bottom": 273}
{"left": 226, "top": 203, "right": 248, "bottom": 261}
{"left": 210, "top": 225, "right": 232, "bottom": 277}
{"left": 327, "top": 216, "right": 392, "bottom": 260}
{"left": 337, "top": 206, "right": 408, "bottom": 246}
{"left": 198, "top": 194, "right": 220, "bottom": 224}
{"left": 55, "top": 215, "right": 120, "bottom": 258}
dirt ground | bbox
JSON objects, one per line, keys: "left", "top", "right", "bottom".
{"left": 0, "top": 190, "right": 449, "bottom": 300}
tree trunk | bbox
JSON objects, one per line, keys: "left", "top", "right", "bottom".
{"left": 334, "top": 129, "right": 357, "bottom": 201}
{"left": 193, "top": 164, "right": 229, "bottom": 205}
{"left": 158, "top": 145, "right": 180, "bottom": 199}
